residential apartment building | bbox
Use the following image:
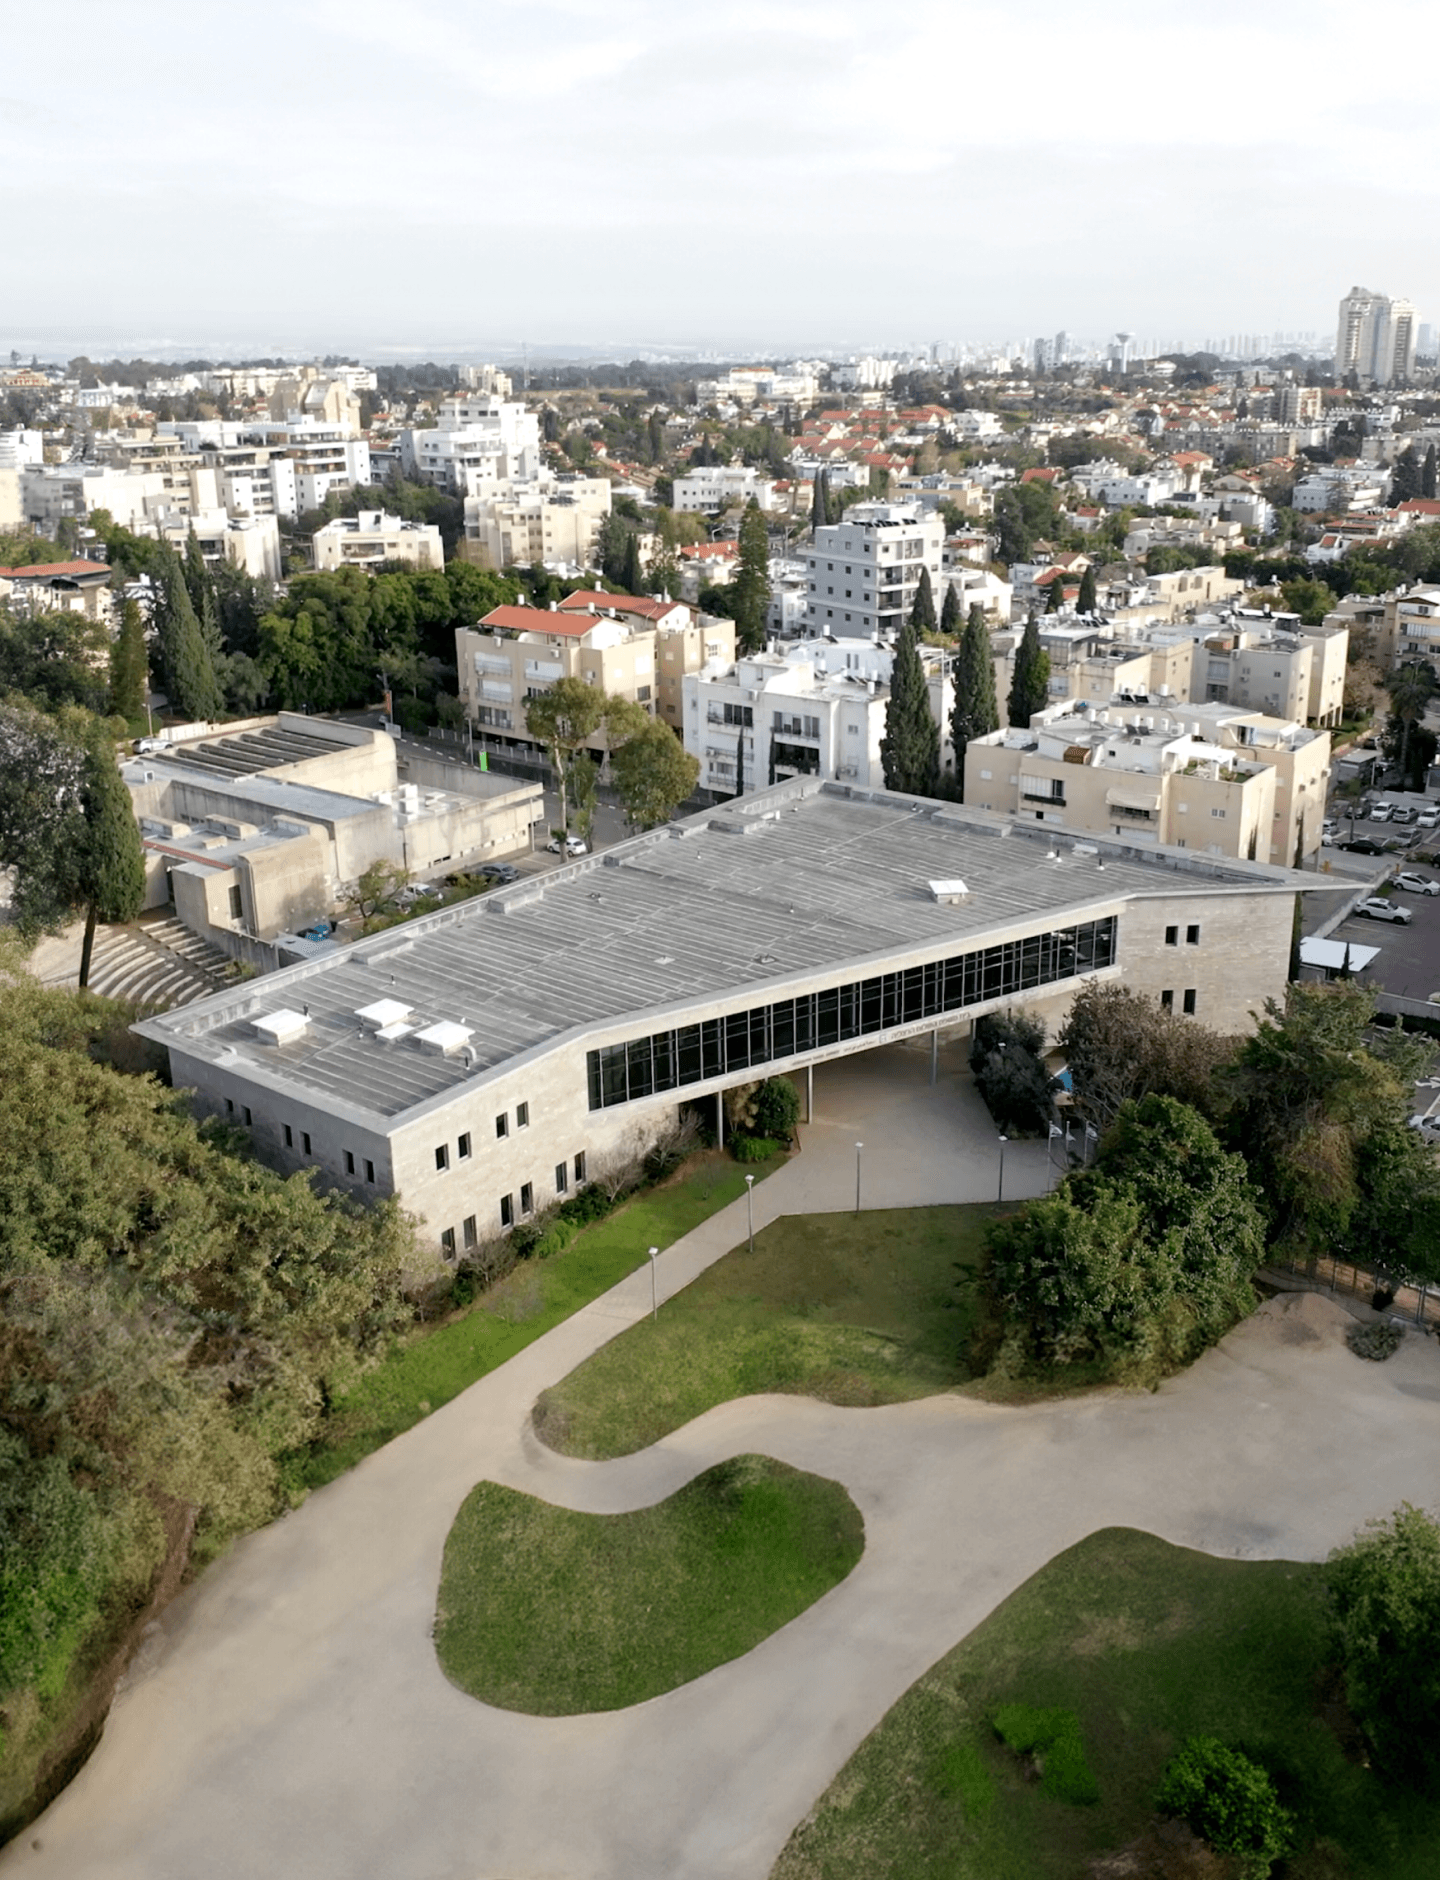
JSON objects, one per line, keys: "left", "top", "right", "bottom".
{"left": 0, "top": 557, "right": 114, "bottom": 620}
{"left": 456, "top": 605, "right": 664, "bottom": 758}
{"left": 555, "top": 593, "right": 735, "bottom": 734}
{"left": 401, "top": 395, "right": 543, "bottom": 495}
{"left": 461, "top": 475, "right": 612, "bottom": 570}
{"left": 1373, "top": 585, "right": 1440, "bottom": 666}
{"left": 803, "top": 502, "right": 945, "bottom": 641}
{"left": 672, "top": 466, "right": 776, "bottom": 514}
{"left": 312, "top": 511, "right": 444, "bottom": 572}
{"left": 1336, "top": 287, "right": 1418, "bottom": 387}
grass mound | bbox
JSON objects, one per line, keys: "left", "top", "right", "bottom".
{"left": 992, "top": 1703, "right": 1099, "bottom": 1806}
{"left": 770, "top": 1527, "right": 1440, "bottom": 1880}
{"left": 435, "top": 1455, "right": 863, "bottom": 1715}
{"left": 533, "top": 1204, "right": 995, "bottom": 1458}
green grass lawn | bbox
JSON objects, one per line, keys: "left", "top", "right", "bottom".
{"left": 434, "top": 1454, "right": 863, "bottom": 1714}
{"left": 532, "top": 1204, "right": 995, "bottom": 1460}
{"left": 288, "top": 1152, "right": 786, "bottom": 1490}
{"left": 770, "top": 1527, "right": 1440, "bottom": 1880}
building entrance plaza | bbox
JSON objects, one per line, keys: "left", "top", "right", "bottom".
{"left": 8, "top": 1043, "right": 1440, "bottom": 1880}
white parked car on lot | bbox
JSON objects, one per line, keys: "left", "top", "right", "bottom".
{"left": 1409, "top": 1113, "right": 1440, "bottom": 1144}
{"left": 1356, "top": 896, "right": 1413, "bottom": 923}
{"left": 1369, "top": 802, "right": 1395, "bottom": 822}
{"left": 1394, "top": 873, "right": 1440, "bottom": 895}
{"left": 546, "top": 835, "right": 588, "bottom": 857}
{"left": 1418, "top": 806, "right": 1440, "bottom": 830}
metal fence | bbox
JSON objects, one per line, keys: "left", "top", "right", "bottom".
{"left": 1267, "top": 1252, "right": 1439, "bottom": 1332}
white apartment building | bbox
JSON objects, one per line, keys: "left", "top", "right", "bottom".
{"left": 1336, "top": 287, "right": 1419, "bottom": 387}
{"left": 402, "top": 396, "right": 543, "bottom": 495}
{"left": 695, "top": 366, "right": 821, "bottom": 405}
{"left": 682, "top": 639, "right": 953, "bottom": 797}
{"left": 312, "top": 511, "right": 443, "bottom": 573}
{"left": 804, "top": 502, "right": 945, "bottom": 641}
{"left": 672, "top": 466, "right": 776, "bottom": 514}
{"left": 1292, "top": 468, "right": 1389, "bottom": 514}
{"left": 462, "top": 476, "right": 612, "bottom": 570}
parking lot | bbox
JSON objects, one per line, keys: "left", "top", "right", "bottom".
{"left": 1327, "top": 867, "right": 1440, "bottom": 1001}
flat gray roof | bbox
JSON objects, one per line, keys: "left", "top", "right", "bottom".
{"left": 135, "top": 778, "right": 1338, "bottom": 1124}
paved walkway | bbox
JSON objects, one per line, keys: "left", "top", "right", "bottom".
{"left": 8, "top": 1050, "right": 1438, "bottom": 1880}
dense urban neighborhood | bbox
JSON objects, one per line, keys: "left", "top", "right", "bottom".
{"left": 3, "top": 281, "right": 1440, "bottom": 1880}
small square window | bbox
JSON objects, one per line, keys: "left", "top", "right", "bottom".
{"left": 440, "top": 1227, "right": 456, "bottom": 1259}
{"left": 1183, "top": 989, "right": 1197, "bottom": 1015}
{"left": 458, "top": 1132, "right": 472, "bottom": 1160}
{"left": 344, "top": 1150, "right": 355, "bottom": 1175}
{"left": 1160, "top": 990, "right": 1174, "bottom": 1010}
{"left": 1186, "top": 924, "right": 1200, "bottom": 945}
{"left": 365, "top": 1159, "right": 375, "bottom": 1184}
{"left": 520, "top": 1182, "right": 534, "bottom": 1215}
{"left": 1164, "top": 925, "right": 1178, "bottom": 946}
{"left": 500, "top": 1193, "right": 514, "bottom": 1228}
{"left": 496, "top": 1113, "right": 508, "bottom": 1139}
{"left": 302, "top": 1132, "right": 311, "bottom": 1156}
{"left": 463, "top": 1214, "right": 477, "bottom": 1249}
{"left": 436, "top": 1143, "right": 450, "bottom": 1172}
{"left": 516, "top": 1102, "right": 529, "bottom": 1129}
{"left": 574, "top": 1151, "right": 587, "bottom": 1183}
{"left": 555, "top": 1161, "right": 568, "bottom": 1193}
{"left": 284, "top": 1124, "right": 293, "bottom": 1148}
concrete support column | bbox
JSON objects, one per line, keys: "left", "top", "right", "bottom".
{"left": 930, "top": 1027, "right": 939, "bottom": 1085}
{"left": 806, "top": 1063, "right": 814, "bottom": 1123}
{"left": 717, "top": 1090, "right": 725, "bottom": 1147}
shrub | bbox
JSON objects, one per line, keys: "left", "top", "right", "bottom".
{"left": 532, "top": 1218, "right": 579, "bottom": 1260}
{"left": 1156, "top": 1736, "right": 1293, "bottom": 1877}
{"left": 733, "top": 1135, "right": 779, "bottom": 1164}
{"left": 1347, "top": 1321, "right": 1403, "bottom": 1361}
{"left": 557, "top": 1183, "right": 615, "bottom": 1227}
{"left": 509, "top": 1222, "right": 544, "bottom": 1260}
{"left": 1325, "top": 1504, "right": 1440, "bottom": 1786}
{"left": 971, "top": 1010, "right": 1054, "bottom": 1136}
{"left": 992, "top": 1703, "right": 1099, "bottom": 1806}
{"left": 752, "top": 1075, "right": 801, "bottom": 1143}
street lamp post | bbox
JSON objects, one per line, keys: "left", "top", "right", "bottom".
{"left": 648, "top": 1244, "right": 659, "bottom": 1323}
{"left": 997, "top": 1134, "right": 1007, "bottom": 1205}
{"left": 855, "top": 1142, "right": 863, "bottom": 1215}
{"left": 745, "top": 1174, "right": 755, "bottom": 1254}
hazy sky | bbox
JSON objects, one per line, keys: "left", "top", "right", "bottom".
{"left": 7, "top": 0, "right": 1439, "bottom": 359}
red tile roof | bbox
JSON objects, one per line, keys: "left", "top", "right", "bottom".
{"left": 1397, "top": 499, "right": 1440, "bottom": 516}
{"left": 558, "top": 590, "right": 690, "bottom": 621}
{"left": 679, "top": 540, "right": 738, "bottom": 560}
{"left": 478, "top": 604, "right": 598, "bottom": 637}
{"left": 0, "top": 558, "right": 111, "bottom": 581}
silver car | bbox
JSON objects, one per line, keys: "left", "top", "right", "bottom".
{"left": 1357, "top": 897, "right": 1413, "bottom": 924}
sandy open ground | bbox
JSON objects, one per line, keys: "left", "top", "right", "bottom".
{"left": 5, "top": 1048, "right": 1439, "bottom": 1880}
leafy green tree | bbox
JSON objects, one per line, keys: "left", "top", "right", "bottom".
{"left": 525, "top": 676, "right": 607, "bottom": 833}
{"left": 1007, "top": 612, "right": 1050, "bottom": 727}
{"left": 950, "top": 605, "right": 999, "bottom": 797}
{"left": 970, "top": 1009, "right": 1053, "bottom": 1135}
{"left": 597, "top": 512, "right": 629, "bottom": 586}
{"left": 879, "top": 619, "right": 939, "bottom": 795}
{"left": 1425, "top": 444, "right": 1438, "bottom": 500}
{"left": 108, "top": 597, "right": 149, "bottom": 721}
{"left": 154, "top": 545, "right": 221, "bottom": 720}
{"left": 939, "top": 582, "right": 961, "bottom": 638}
{"left": 1077, "top": 565, "right": 1098, "bottom": 614}
{"left": 0, "top": 606, "right": 109, "bottom": 714}
{"left": 751, "top": 1075, "right": 801, "bottom": 1143}
{"left": 732, "top": 499, "right": 772, "bottom": 654}
{"left": 1382, "top": 661, "right": 1437, "bottom": 787}
{"left": 1045, "top": 572, "right": 1064, "bottom": 612}
{"left": 73, "top": 721, "right": 145, "bottom": 988}
{"left": 341, "top": 859, "right": 410, "bottom": 931}
{"left": 1058, "top": 981, "right": 1230, "bottom": 1136}
{"left": 609, "top": 720, "right": 699, "bottom": 830}
{"left": 1325, "top": 1504, "right": 1440, "bottom": 1787}
{"left": 1278, "top": 577, "right": 1336, "bottom": 626}
{"left": 1389, "top": 445, "right": 1423, "bottom": 507}
{"left": 980, "top": 1096, "right": 1264, "bottom": 1379}
{"left": 909, "top": 565, "right": 937, "bottom": 634}
{"left": 621, "top": 530, "right": 644, "bottom": 597}
{"left": 568, "top": 750, "right": 599, "bottom": 843}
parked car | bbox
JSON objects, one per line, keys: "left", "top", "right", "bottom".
{"left": 1370, "top": 803, "right": 1395, "bottom": 822}
{"left": 1409, "top": 1113, "right": 1440, "bottom": 1144}
{"left": 477, "top": 862, "right": 520, "bottom": 883}
{"left": 546, "top": 835, "right": 588, "bottom": 857}
{"left": 1342, "top": 837, "right": 1387, "bottom": 855}
{"left": 1418, "top": 806, "right": 1440, "bottom": 829}
{"left": 1356, "top": 896, "right": 1413, "bottom": 924}
{"left": 1394, "top": 872, "right": 1440, "bottom": 895}
{"left": 1393, "top": 805, "right": 1420, "bottom": 825}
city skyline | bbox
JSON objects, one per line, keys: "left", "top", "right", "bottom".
{"left": 6, "top": 0, "right": 1438, "bottom": 355}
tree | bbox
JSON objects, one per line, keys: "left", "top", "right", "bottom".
{"left": 1007, "top": 612, "right": 1050, "bottom": 727}
{"left": 1382, "top": 661, "right": 1438, "bottom": 788}
{"left": 979, "top": 1095, "right": 1265, "bottom": 1380}
{"left": 1389, "top": 445, "right": 1423, "bottom": 507}
{"left": 950, "top": 605, "right": 999, "bottom": 798}
{"left": 1425, "top": 444, "right": 1437, "bottom": 501}
{"left": 340, "top": 859, "right": 410, "bottom": 930}
{"left": 0, "top": 703, "right": 88, "bottom": 936}
{"left": 609, "top": 720, "right": 699, "bottom": 830}
{"left": 108, "top": 597, "right": 149, "bottom": 722}
{"left": 909, "top": 565, "right": 937, "bottom": 634}
{"left": 879, "top": 619, "right": 939, "bottom": 795}
{"left": 1077, "top": 565, "right": 1097, "bottom": 614}
{"left": 1058, "top": 981, "right": 1230, "bottom": 1136}
{"left": 524, "top": 677, "right": 607, "bottom": 834}
{"left": 1156, "top": 1738, "right": 1293, "bottom": 1877}
{"left": 811, "top": 469, "right": 828, "bottom": 536}
{"left": 939, "top": 582, "right": 961, "bottom": 639}
{"left": 154, "top": 546, "right": 221, "bottom": 720}
{"left": 732, "top": 498, "right": 772, "bottom": 654}
{"left": 73, "top": 722, "right": 146, "bottom": 988}
{"left": 0, "top": 606, "right": 110, "bottom": 714}
{"left": 1325, "top": 1504, "right": 1440, "bottom": 1787}
{"left": 970, "top": 1009, "right": 1054, "bottom": 1135}
{"left": 596, "top": 513, "right": 629, "bottom": 586}
{"left": 620, "top": 530, "right": 644, "bottom": 597}
{"left": 751, "top": 1075, "right": 801, "bottom": 1143}
{"left": 568, "top": 750, "right": 599, "bottom": 843}
{"left": 1044, "top": 572, "right": 1064, "bottom": 612}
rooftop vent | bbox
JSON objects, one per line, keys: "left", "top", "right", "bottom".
{"left": 355, "top": 998, "right": 412, "bottom": 1030}
{"left": 928, "top": 879, "right": 969, "bottom": 905}
{"left": 252, "top": 1008, "right": 309, "bottom": 1046}
{"left": 414, "top": 1020, "right": 474, "bottom": 1058}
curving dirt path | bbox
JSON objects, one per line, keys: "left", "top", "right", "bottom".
{"left": 5, "top": 1050, "right": 1439, "bottom": 1880}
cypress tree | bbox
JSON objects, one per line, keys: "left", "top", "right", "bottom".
{"left": 880, "top": 619, "right": 939, "bottom": 795}
{"left": 621, "top": 530, "right": 643, "bottom": 596}
{"left": 1390, "top": 445, "right": 1422, "bottom": 506}
{"left": 183, "top": 526, "right": 211, "bottom": 616}
{"left": 909, "top": 565, "right": 937, "bottom": 634}
{"left": 939, "top": 582, "right": 961, "bottom": 639}
{"left": 1008, "top": 612, "right": 1051, "bottom": 728}
{"left": 811, "top": 469, "right": 828, "bottom": 535}
{"left": 157, "top": 556, "right": 222, "bottom": 722}
{"left": 1425, "top": 445, "right": 1438, "bottom": 501}
{"left": 951, "top": 604, "right": 998, "bottom": 799}
{"left": 1045, "top": 572, "right": 1065, "bottom": 612}
{"left": 108, "top": 596, "right": 149, "bottom": 723}
{"left": 733, "top": 499, "right": 772, "bottom": 655}
{"left": 74, "top": 723, "right": 146, "bottom": 989}
{"left": 1077, "top": 565, "right": 1098, "bottom": 614}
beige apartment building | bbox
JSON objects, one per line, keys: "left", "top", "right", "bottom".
{"left": 555, "top": 592, "right": 736, "bottom": 733}
{"left": 461, "top": 476, "right": 612, "bottom": 570}
{"left": 1368, "top": 584, "right": 1440, "bottom": 666}
{"left": 312, "top": 511, "right": 444, "bottom": 572}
